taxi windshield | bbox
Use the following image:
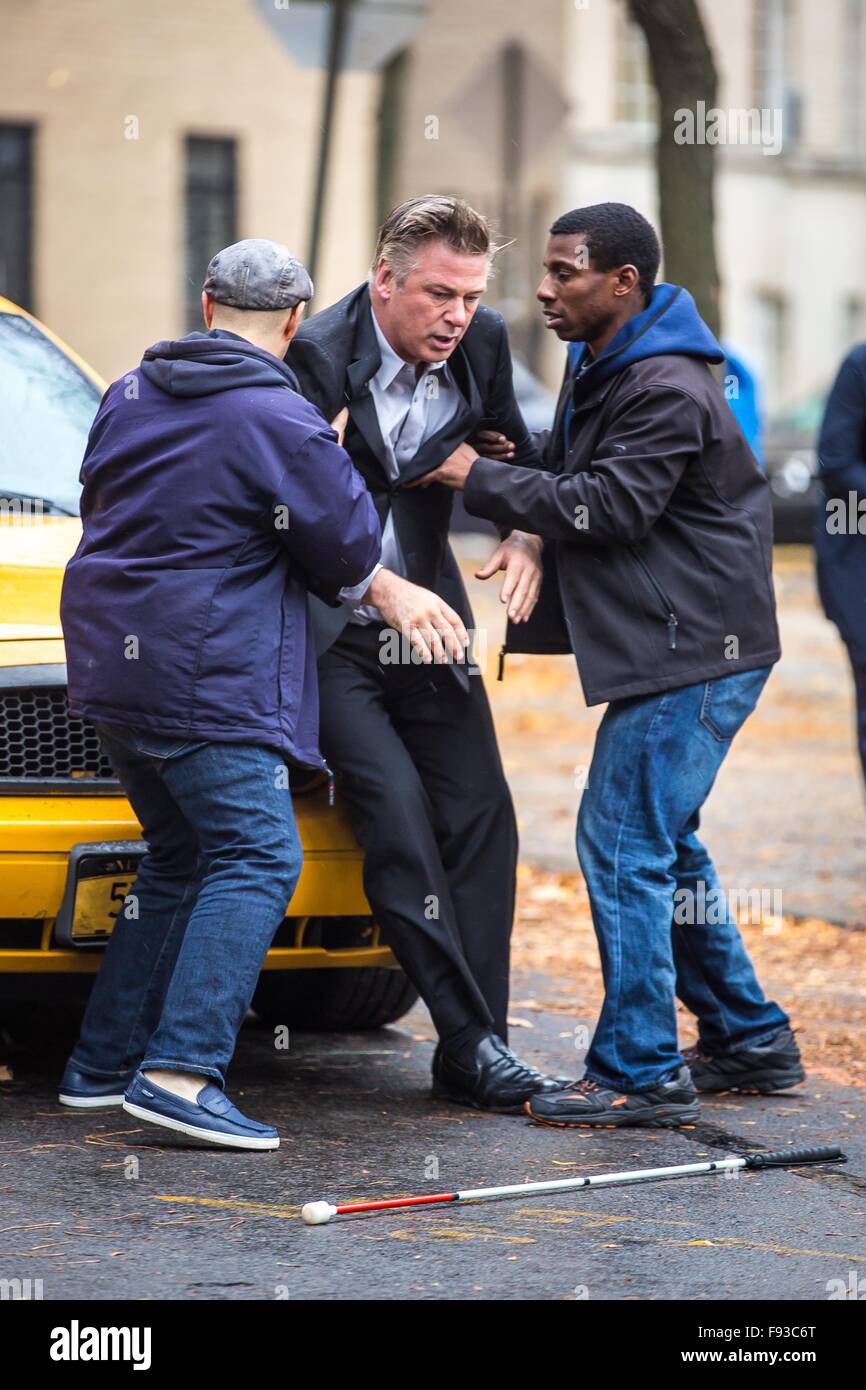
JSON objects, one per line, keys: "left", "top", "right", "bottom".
{"left": 0, "top": 312, "right": 102, "bottom": 516}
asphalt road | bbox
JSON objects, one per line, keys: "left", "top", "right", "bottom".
{"left": 2, "top": 981, "right": 864, "bottom": 1302}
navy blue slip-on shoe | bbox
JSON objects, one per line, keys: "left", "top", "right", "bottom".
{"left": 122, "top": 1071, "right": 279, "bottom": 1151}
{"left": 59, "top": 1061, "right": 136, "bottom": 1109}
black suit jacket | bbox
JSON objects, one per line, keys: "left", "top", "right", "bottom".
{"left": 287, "top": 283, "right": 541, "bottom": 658}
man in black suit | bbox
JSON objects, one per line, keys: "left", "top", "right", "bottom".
{"left": 288, "top": 196, "right": 568, "bottom": 1110}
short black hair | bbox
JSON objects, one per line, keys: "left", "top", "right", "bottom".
{"left": 549, "top": 203, "right": 661, "bottom": 303}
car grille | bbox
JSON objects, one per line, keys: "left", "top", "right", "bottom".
{"left": 0, "top": 686, "right": 118, "bottom": 788}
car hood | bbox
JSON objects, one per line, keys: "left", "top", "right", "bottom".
{"left": 0, "top": 516, "right": 81, "bottom": 668}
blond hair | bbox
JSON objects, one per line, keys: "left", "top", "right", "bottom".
{"left": 371, "top": 195, "right": 496, "bottom": 284}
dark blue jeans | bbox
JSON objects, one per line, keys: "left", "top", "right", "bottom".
{"left": 70, "top": 725, "right": 302, "bottom": 1087}
{"left": 577, "top": 667, "right": 789, "bottom": 1092}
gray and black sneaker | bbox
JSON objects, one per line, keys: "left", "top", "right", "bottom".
{"left": 526, "top": 1066, "right": 700, "bottom": 1128}
{"left": 683, "top": 1027, "right": 805, "bottom": 1094}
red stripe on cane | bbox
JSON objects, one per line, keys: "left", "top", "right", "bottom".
{"left": 335, "top": 1192, "right": 458, "bottom": 1214}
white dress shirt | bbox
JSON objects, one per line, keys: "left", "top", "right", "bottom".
{"left": 338, "top": 309, "right": 464, "bottom": 624}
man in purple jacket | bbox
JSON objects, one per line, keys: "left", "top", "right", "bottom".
{"left": 58, "top": 239, "right": 468, "bottom": 1149}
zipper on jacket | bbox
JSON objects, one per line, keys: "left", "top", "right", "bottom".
{"left": 497, "top": 644, "right": 507, "bottom": 682}
{"left": 629, "top": 546, "right": 679, "bottom": 650}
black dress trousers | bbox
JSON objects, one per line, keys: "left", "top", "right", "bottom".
{"left": 317, "top": 623, "right": 518, "bottom": 1042}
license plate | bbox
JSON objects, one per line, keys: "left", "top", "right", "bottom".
{"left": 55, "top": 843, "right": 146, "bottom": 949}
{"left": 70, "top": 861, "right": 140, "bottom": 941}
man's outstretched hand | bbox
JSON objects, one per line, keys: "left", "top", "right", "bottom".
{"left": 476, "top": 532, "right": 543, "bottom": 623}
{"left": 364, "top": 569, "right": 469, "bottom": 665}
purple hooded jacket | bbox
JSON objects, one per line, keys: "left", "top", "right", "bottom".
{"left": 61, "top": 330, "right": 381, "bottom": 768}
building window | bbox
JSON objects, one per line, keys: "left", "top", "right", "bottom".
{"left": 0, "top": 124, "right": 34, "bottom": 312}
{"left": 753, "top": 0, "right": 801, "bottom": 147}
{"left": 751, "top": 290, "right": 788, "bottom": 415}
{"left": 614, "top": 12, "right": 658, "bottom": 126}
{"left": 184, "top": 136, "right": 237, "bottom": 332}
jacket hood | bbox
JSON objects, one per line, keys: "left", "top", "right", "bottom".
{"left": 140, "top": 330, "right": 301, "bottom": 399}
{"left": 571, "top": 283, "right": 724, "bottom": 394}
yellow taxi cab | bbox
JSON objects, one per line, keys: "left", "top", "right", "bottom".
{"left": 0, "top": 297, "right": 415, "bottom": 1031}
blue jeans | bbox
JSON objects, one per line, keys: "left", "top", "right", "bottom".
{"left": 577, "top": 667, "right": 789, "bottom": 1092}
{"left": 70, "top": 725, "right": 302, "bottom": 1087}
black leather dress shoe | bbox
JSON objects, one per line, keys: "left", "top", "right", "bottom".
{"left": 432, "top": 1033, "right": 572, "bottom": 1113}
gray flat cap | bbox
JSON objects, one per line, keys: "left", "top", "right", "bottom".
{"left": 203, "top": 238, "right": 314, "bottom": 310}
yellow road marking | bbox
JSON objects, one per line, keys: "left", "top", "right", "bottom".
{"left": 513, "top": 1206, "right": 631, "bottom": 1229}
{"left": 152, "top": 1195, "right": 866, "bottom": 1262}
{"left": 383, "top": 1226, "right": 535, "bottom": 1244}
{"left": 154, "top": 1195, "right": 299, "bottom": 1219}
{"left": 663, "top": 1235, "right": 866, "bottom": 1262}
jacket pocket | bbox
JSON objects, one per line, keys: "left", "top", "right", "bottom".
{"left": 628, "top": 546, "right": 679, "bottom": 650}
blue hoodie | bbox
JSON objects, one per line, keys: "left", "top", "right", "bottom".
{"left": 61, "top": 330, "right": 381, "bottom": 767}
{"left": 564, "top": 283, "right": 724, "bottom": 445}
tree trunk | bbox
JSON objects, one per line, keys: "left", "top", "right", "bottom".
{"left": 627, "top": 0, "right": 721, "bottom": 338}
